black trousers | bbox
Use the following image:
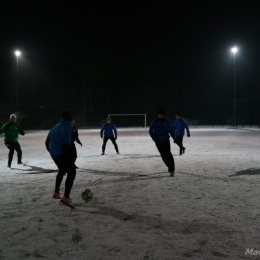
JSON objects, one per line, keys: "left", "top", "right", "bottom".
{"left": 102, "top": 136, "right": 119, "bottom": 153}
{"left": 52, "top": 155, "right": 76, "bottom": 199}
{"left": 5, "top": 142, "right": 22, "bottom": 165}
{"left": 155, "top": 140, "right": 175, "bottom": 172}
{"left": 175, "top": 135, "right": 184, "bottom": 153}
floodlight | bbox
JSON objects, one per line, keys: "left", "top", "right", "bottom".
{"left": 15, "top": 50, "right": 21, "bottom": 56}
{"left": 231, "top": 47, "right": 238, "bottom": 53}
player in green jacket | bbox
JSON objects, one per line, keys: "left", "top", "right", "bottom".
{"left": 0, "top": 114, "right": 25, "bottom": 167}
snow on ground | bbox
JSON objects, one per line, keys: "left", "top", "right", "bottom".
{"left": 0, "top": 128, "right": 260, "bottom": 259}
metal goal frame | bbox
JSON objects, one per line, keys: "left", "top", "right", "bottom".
{"left": 107, "top": 114, "right": 146, "bottom": 128}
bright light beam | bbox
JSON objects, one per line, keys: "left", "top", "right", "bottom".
{"left": 231, "top": 47, "right": 238, "bottom": 53}
{"left": 15, "top": 50, "right": 21, "bottom": 56}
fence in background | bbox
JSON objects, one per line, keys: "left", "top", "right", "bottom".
{"left": 0, "top": 88, "right": 260, "bottom": 129}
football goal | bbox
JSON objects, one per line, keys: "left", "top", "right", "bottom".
{"left": 107, "top": 114, "right": 147, "bottom": 128}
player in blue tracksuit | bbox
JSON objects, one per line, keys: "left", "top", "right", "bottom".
{"left": 45, "top": 110, "right": 76, "bottom": 208}
{"left": 172, "top": 112, "right": 190, "bottom": 155}
{"left": 149, "top": 109, "right": 175, "bottom": 176}
{"left": 100, "top": 117, "right": 119, "bottom": 155}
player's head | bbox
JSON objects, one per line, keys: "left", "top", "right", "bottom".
{"left": 175, "top": 112, "right": 180, "bottom": 119}
{"left": 107, "top": 117, "right": 111, "bottom": 124}
{"left": 10, "top": 114, "right": 17, "bottom": 123}
{"left": 61, "top": 110, "right": 73, "bottom": 121}
{"left": 158, "top": 109, "right": 165, "bottom": 119}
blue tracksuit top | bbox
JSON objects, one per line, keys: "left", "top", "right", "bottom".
{"left": 45, "top": 118, "right": 72, "bottom": 157}
{"left": 100, "top": 123, "right": 117, "bottom": 137}
{"left": 149, "top": 118, "right": 175, "bottom": 144}
{"left": 172, "top": 118, "right": 190, "bottom": 136}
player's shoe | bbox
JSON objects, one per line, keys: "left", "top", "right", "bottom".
{"left": 60, "top": 197, "right": 75, "bottom": 208}
{"left": 117, "top": 152, "right": 120, "bottom": 154}
{"left": 18, "top": 162, "right": 25, "bottom": 165}
{"left": 7, "top": 164, "right": 11, "bottom": 168}
{"left": 182, "top": 147, "right": 186, "bottom": 154}
{"left": 53, "top": 193, "right": 61, "bottom": 199}
{"left": 169, "top": 171, "right": 175, "bottom": 177}
{"left": 101, "top": 152, "right": 104, "bottom": 155}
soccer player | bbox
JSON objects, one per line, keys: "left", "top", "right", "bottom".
{"left": 0, "top": 114, "right": 25, "bottom": 168}
{"left": 100, "top": 117, "right": 119, "bottom": 155}
{"left": 172, "top": 112, "right": 190, "bottom": 155}
{"left": 149, "top": 109, "right": 175, "bottom": 176}
{"left": 45, "top": 110, "right": 76, "bottom": 208}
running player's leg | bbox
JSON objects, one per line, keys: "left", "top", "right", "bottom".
{"left": 5, "top": 143, "right": 15, "bottom": 167}
{"left": 52, "top": 156, "right": 66, "bottom": 194}
{"left": 178, "top": 135, "right": 184, "bottom": 154}
{"left": 13, "top": 142, "right": 22, "bottom": 163}
{"left": 64, "top": 161, "right": 76, "bottom": 199}
{"left": 156, "top": 141, "right": 174, "bottom": 171}
{"left": 175, "top": 136, "right": 184, "bottom": 155}
{"left": 110, "top": 136, "right": 119, "bottom": 153}
{"left": 102, "top": 137, "right": 109, "bottom": 154}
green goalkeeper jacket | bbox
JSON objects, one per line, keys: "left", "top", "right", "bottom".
{"left": 0, "top": 122, "right": 25, "bottom": 143}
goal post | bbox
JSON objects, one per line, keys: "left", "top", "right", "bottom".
{"left": 107, "top": 114, "right": 147, "bottom": 128}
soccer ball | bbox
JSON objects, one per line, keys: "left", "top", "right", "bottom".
{"left": 81, "top": 189, "right": 93, "bottom": 202}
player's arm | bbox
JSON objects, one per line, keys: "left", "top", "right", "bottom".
{"left": 100, "top": 125, "right": 104, "bottom": 138}
{"left": 149, "top": 121, "right": 156, "bottom": 141}
{"left": 172, "top": 120, "right": 176, "bottom": 133}
{"left": 17, "top": 124, "right": 25, "bottom": 135}
{"left": 183, "top": 119, "right": 190, "bottom": 137}
{"left": 75, "top": 138, "right": 82, "bottom": 145}
{"left": 0, "top": 125, "right": 5, "bottom": 135}
{"left": 0, "top": 123, "right": 7, "bottom": 135}
{"left": 75, "top": 128, "right": 82, "bottom": 146}
{"left": 113, "top": 124, "right": 117, "bottom": 138}
{"left": 61, "top": 124, "right": 73, "bottom": 156}
{"left": 167, "top": 120, "right": 175, "bottom": 139}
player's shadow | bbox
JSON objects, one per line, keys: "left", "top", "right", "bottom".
{"left": 229, "top": 168, "right": 260, "bottom": 177}
{"left": 77, "top": 168, "right": 168, "bottom": 180}
{"left": 15, "top": 165, "right": 57, "bottom": 174}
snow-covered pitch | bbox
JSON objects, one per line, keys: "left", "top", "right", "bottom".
{"left": 0, "top": 128, "right": 260, "bottom": 259}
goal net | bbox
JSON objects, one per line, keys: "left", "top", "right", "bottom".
{"left": 107, "top": 114, "right": 146, "bottom": 128}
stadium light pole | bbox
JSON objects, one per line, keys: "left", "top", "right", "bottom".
{"left": 231, "top": 47, "right": 237, "bottom": 127}
{"left": 15, "top": 50, "right": 21, "bottom": 112}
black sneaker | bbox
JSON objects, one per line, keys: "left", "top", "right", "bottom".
{"left": 182, "top": 148, "right": 186, "bottom": 154}
{"left": 170, "top": 171, "right": 175, "bottom": 177}
{"left": 7, "top": 164, "right": 11, "bottom": 168}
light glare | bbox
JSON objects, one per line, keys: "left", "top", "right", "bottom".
{"left": 15, "top": 50, "right": 21, "bottom": 56}
{"left": 231, "top": 47, "right": 238, "bottom": 53}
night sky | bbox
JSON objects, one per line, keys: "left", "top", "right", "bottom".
{"left": 1, "top": 1, "right": 260, "bottom": 103}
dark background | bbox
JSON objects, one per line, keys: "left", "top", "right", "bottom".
{"left": 1, "top": 1, "right": 260, "bottom": 129}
